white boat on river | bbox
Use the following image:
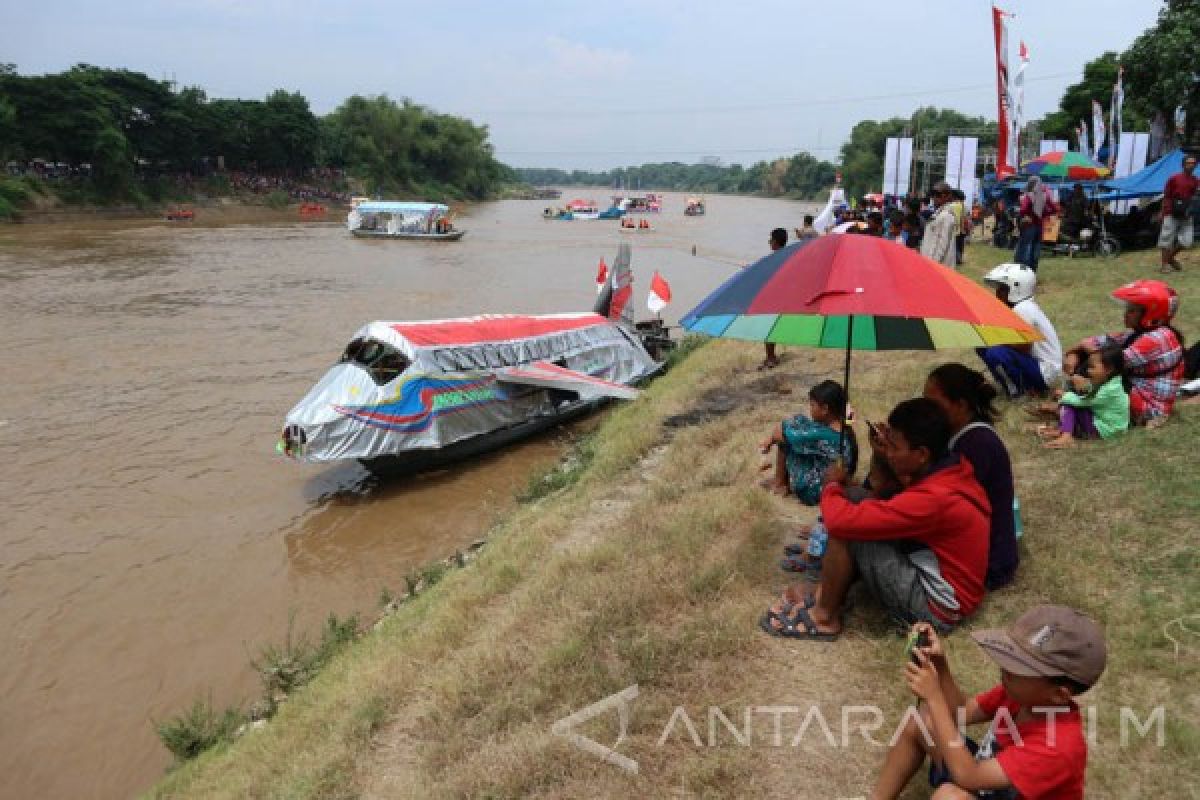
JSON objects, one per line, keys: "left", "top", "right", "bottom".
{"left": 347, "top": 201, "right": 465, "bottom": 240}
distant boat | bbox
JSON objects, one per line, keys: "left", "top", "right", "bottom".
{"left": 346, "top": 201, "right": 465, "bottom": 240}
{"left": 165, "top": 208, "right": 195, "bottom": 221}
{"left": 684, "top": 196, "right": 706, "bottom": 216}
{"left": 299, "top": 202, "right": 327, "bottom": 216}
{"left": 544, "top": 199, "right": 624, "bottom": 220}
{"left": 614, "top": 193, "right": 663, "bottom": 213}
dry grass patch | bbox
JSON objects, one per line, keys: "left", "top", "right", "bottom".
{"left": 149, "top": 245, "right": 1198, "bottom": 799}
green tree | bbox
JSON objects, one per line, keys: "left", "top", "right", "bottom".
{"left": 1122, "top": 0, "right": 1200, "bottom": 135}
{"left": 1038, "top": 52, "right": 1142, "bottom": 141}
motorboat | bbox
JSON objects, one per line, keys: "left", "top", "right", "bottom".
{"left": 684, "top": 196, "right": 706, "bottom": 216}
{"left": 346, "top": 201, "right": 465, "bottom": 240}
{"left": 615, "top": 193, "right": 663, "bottom": 213}
{"left": 279, "top": 244, "right": 661, "bottom": 473}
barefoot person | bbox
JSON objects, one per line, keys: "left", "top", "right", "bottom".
{"left": 1037, "top": 344, "right": 1129, "bottom": 449}
{"left": 759, "top": 380, "right": 857, "bottom": 504}
{"left": 761, "top": 398, "right": 989, "bottom": 639}
{"left": 1062, "top": 279, "right": 1184, "bottom": 428}
{"left": 759, "top": 228, "right": 788, "bottom": 369}
{"left": 869, "top": 606, "right": 1106, "bottom": 800}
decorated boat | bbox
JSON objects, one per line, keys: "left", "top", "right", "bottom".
{"left": 543, "top": 200, "right": 624, "bottom": 220}
{"left": 279, "top": 244, "right": 660, "bottom": 473}
{"left": 165, "top": 208, "right": 195, "bottom": 221}
{"left": 346, "top": 201, "right": 464, "bottom": 240}
{"left": 684, "top": 196, "right": 706, "bottom": 216}
{"left": 615, "top": 193, "right": 663, "bottom": 213}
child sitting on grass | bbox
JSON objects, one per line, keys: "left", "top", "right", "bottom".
{"left": 870, "top": 605, "right": 1106, "bottom": 800}
{"left": 780, "top": 451, "right": 901, "bottom": 573}
{"left": 759, "top": 379, "right": 858, "bottom": 505}
{"left": 1037, "top": 343, "right": 1129, "bottom": 449}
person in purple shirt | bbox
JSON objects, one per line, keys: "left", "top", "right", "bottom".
{"left": 924, "top": 363, "right": 1018, "bottom": 589}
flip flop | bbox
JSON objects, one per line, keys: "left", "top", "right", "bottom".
{"left": 780, "top": 555, "right": 819, "bottom": 573}
{"left": 783, "top": 541, "right": 808, "bottom": 556}
{"left": 759, "top": 606, "right": 839, "bottom": 641}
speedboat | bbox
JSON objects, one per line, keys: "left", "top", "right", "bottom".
{"left": 279, "top": 244, "right": 660, "bottom": 473}
{"left": 346, "top": 201, "right": 465, "bottom": 240}
{"left": 684, "top": 196, "right": 705, "bottom": 216}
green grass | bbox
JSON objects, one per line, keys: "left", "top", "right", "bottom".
{"left": 145, "top": 242, "right": 1199, "bottom": 799}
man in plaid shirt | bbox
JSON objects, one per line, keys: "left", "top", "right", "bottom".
{"left": 1065, "top": 281, "right": 1184, "bottom": 427}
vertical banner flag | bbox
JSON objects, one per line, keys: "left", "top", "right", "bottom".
{"left": 1012, "top": 41, "right": 1028, "bottom": 166}
{"left": 647, "top": 271, "right": 671, "bottom": 315}
{"left": 1149, "top": 111, "right": 1167, "bottom": 162}
{"left": 595, "top": 258, "right": 608, "bottom": 293}
{"left": 1079, "top": 118, "right": 1090, "bottom": 157}
{"left": 1109, "top": 66, "right": 1124, "bottom": 169}
{"left": 945, "top": 137, "right": 979, "bottom": 202}
{"left": 1092, "top": 100, "right": 1106, "bottom": 162}
{"left": 1113, "top": 131, "right": 1150, "bottom": 213}
{"left": 992, "top": 7, "right": 1015, "bottom": 178}
{"left": 882, "top": 137, "right": 914, "bottom": 197}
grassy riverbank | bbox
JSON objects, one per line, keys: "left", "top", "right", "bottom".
{"left": 149, "top": 243, "right": 1198, "bottom": 799}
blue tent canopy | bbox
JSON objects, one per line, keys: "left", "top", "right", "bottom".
{"left": 355, "top": 201, "right": 448, "bottom": 215}
{"left": 1096, "top": 149, "right": 1185, "bottom": 200}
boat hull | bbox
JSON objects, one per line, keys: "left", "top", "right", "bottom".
{"left": 350, "top": 229, "right": 466, "bottom": 240}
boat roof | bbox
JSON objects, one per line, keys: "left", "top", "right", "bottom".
{"left": 353, "top": 313, "right": 614, "bottom": 352}
{"left": 355, "top": 201, "right": 448, "bottom": 215}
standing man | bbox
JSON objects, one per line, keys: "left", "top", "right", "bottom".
{"left": 977, "top": 263, "right": 1063, "bottom": 397}
{"left": 794, "top": 214, "right": 819, "bottom": 242}
{"left": 759, "top": 227, "right": 788, "bottom": 369}
{"left": 1160, "top": 153, "right": 1197, "bottom": 273}
{"left": 920, "top": 181, "right": 958, "bottom": 268}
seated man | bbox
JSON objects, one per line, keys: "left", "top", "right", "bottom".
{"left": 976, "top": 263, "right": 1062, "bottom": 397}
{"left": 870, "top": 606, "right": 1105, "bottom": 800}
{"left": 762, "top": 398, "right": 989, "bottom": 639}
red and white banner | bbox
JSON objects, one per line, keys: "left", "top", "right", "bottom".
{"left": 992, "top": 6, "right": 1016, "bottom": 178}
{"left": 595, "top": 258, "right": 608, "bottom": 294}
{"left": 647, "top": 271, "right": 671, "bottom": 314}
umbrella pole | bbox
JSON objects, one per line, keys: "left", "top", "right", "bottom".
{"left": 838, "top": 315, "right": 854, "bottom": 459}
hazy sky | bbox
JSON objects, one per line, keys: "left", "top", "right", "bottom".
{"left": 2, "top": 0, "right": 1163, "bottom": 170}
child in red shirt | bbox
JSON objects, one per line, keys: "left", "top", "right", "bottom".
{"left": 869, "top": 605, "right": 1107, "bottom": 799}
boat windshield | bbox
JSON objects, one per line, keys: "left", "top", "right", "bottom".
{"left": 340, "top": 338, "right": 410, "bottom": 385}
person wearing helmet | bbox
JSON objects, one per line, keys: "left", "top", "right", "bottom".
{"left": 1064, "top": 280, "right": 1185, "bottom": 427}
{"left": 977, "top": 263, "right": 1063, "bottom": 398}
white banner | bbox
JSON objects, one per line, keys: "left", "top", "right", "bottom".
{"left": 1092, "top": 100, "right": 1107, "bottom": 161}
{"left": 1112, "top": 132, "right": 1150, "bottom": 213}
{"left": 882, "top": 137, "right": 913, "bottom": 197}
{"left": 1038, "top": 139, "right": 1069, "bottom": 155}
{"left": 945, "top": 136, "right": 979, "bottom": 203}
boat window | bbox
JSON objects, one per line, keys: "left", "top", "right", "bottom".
{"left": 340, "top": 338, "right": 410, "bottom": 385}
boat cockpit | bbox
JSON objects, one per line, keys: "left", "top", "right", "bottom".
{"left": 340, "top": 338, "right": 410, "bottom": 385}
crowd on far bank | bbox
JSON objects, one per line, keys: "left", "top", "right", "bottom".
{"left": 745, "top": 155, "right": 1197, "bottom": 799}
{"left": 5, "top": 160, "right": 354, "bottom": 205}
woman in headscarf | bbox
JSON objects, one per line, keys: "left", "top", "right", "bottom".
{"left": 1013, "top": 176, "right": 1058, "bottom": 271}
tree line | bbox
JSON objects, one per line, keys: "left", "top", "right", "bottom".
{"left": 0, "top": 64, "right": 511, "bottom": 206}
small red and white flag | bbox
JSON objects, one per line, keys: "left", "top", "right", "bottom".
{"left": 647, "top": 270, "right": 671, "bottom": 314}
{"left": 595, "top": 258, "right": 608, "bottom": 293}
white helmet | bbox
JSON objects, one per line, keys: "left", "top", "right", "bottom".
{"left": 983, "top": 262, "right": 1037, "bottom": 305}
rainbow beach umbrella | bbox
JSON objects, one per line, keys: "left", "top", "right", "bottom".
{"left": 1020, "top": 151, "right": 1110, "bottom": 181}
{"left": 680, "top": 235, "right": 1042, "bottom": 447}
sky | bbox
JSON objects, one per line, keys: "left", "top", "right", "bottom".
{"left": 1, "top": 0, "right": 1164, "bottom": 171}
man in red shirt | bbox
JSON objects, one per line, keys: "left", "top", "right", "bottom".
{"left": 1160, "top": 153, "right": 1197, "bottom": 273}
{"left": 870, "top": 605, "right": 1106, "bottom": 799}
{"left": 760, "top": 398, "right": 990, "bottom": 639}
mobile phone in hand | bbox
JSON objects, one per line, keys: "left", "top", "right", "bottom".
{"left": 905, "top": 629, "right": 931, "bottom": 665}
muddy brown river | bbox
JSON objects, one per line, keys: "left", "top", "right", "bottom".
{"left": 0, "top": 193, "right": 815, "bottom": 798}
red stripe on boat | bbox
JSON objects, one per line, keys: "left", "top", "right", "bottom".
{"left": 389, "top": 314, "right": 608, "bottom": 346}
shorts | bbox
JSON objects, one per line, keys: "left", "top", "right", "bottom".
{"left": 847, "top": 540, "right": 957, "bottom": 633}
{"left": 929, "top": 737, "right": 1018, "bottom": 798}
{"left": 1159, "top": 215, "right": 1194, "bottom": 249}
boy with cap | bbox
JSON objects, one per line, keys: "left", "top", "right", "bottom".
{"left": 869, "top": 605, "right": 1106, "bottom": 799}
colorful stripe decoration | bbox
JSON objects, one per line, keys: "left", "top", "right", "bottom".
{"left": 1020, "top": 150, "right": 1111, "bottom": 181}
{"left": 681, "top": 235, "right": 1042, "bottom": 351}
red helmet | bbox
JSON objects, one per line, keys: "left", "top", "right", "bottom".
{"left": 1112, "top": 279, "right": 1178, "bottom": 329}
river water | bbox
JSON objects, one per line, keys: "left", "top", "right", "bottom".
{"left": 0, "top": 193, "right": 814, "bottom": 799}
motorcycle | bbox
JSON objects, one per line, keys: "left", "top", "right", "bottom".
{"left": 1047, "top": 214, "right": 1121, "bottom": 259}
